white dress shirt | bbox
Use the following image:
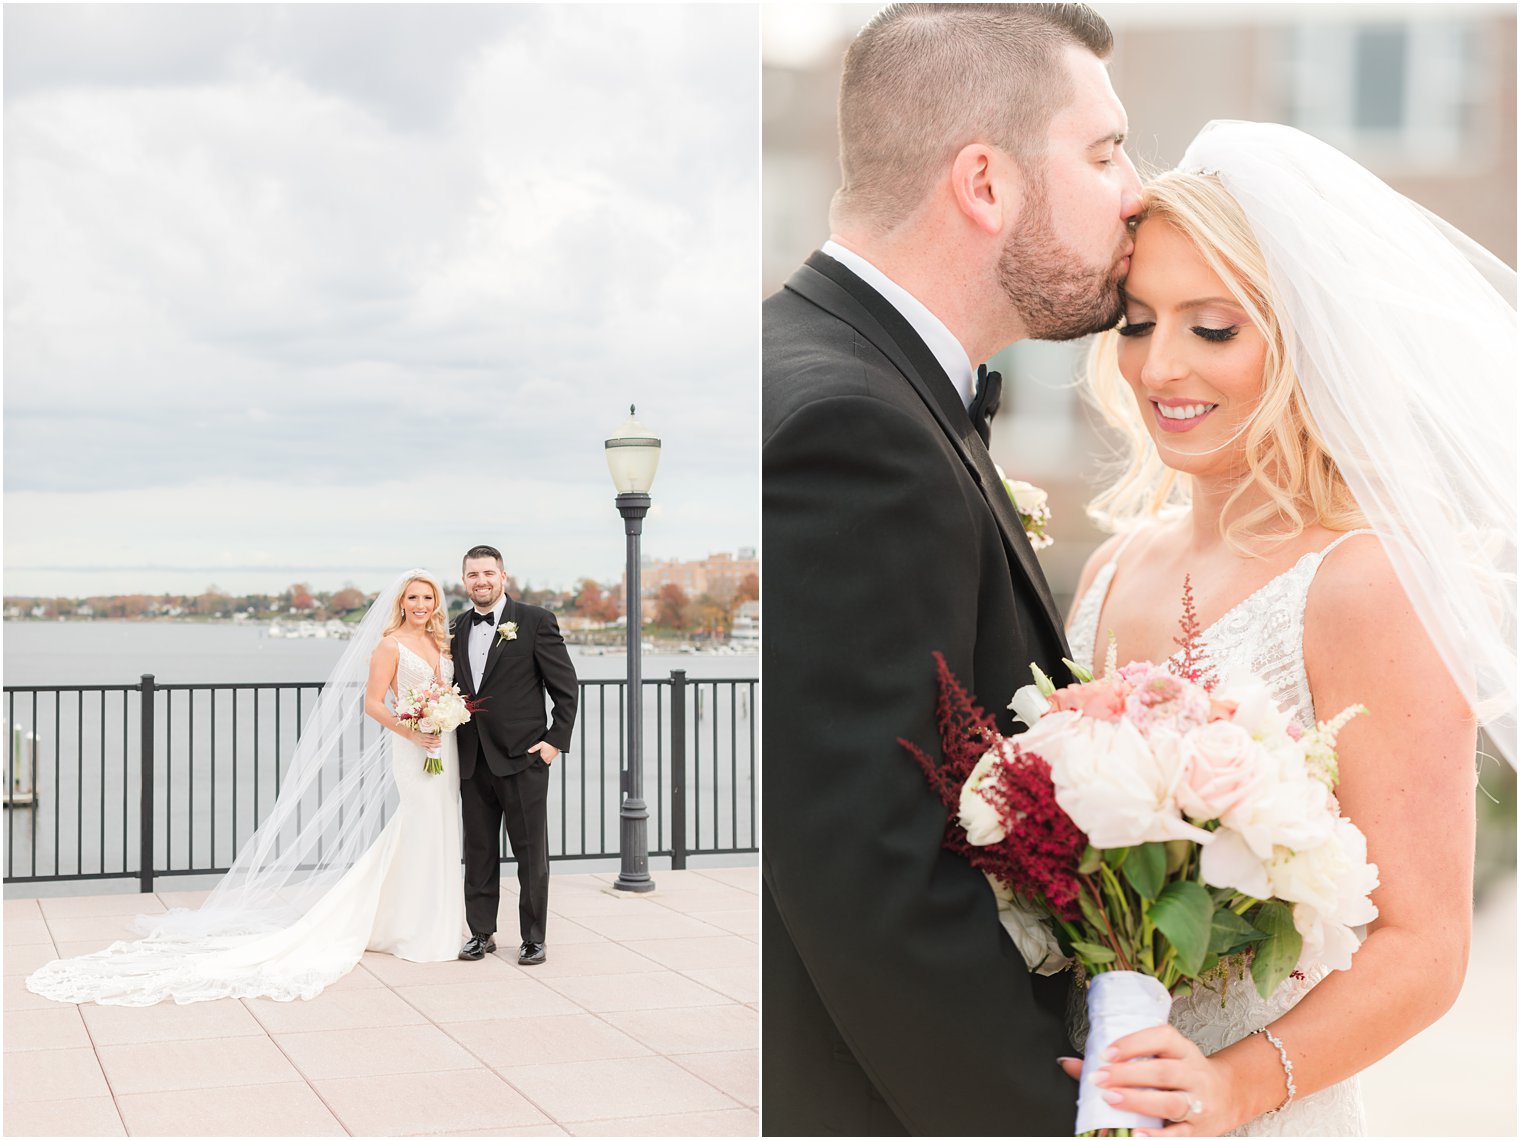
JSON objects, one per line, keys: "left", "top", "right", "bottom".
{"left": 821, "top": 239, "right": 978, "bottom": 411}
{"left": 466, "top": 595, "right": 508, "bottom": 690}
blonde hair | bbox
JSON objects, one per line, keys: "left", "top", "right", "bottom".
{"left": 381, "top": 573, "right": 451, "bottom": 655}
{"left": 1084, "top": 172, "right": 1365, "bottom": 553}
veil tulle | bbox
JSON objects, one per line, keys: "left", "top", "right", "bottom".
{"left": 1180, "top": 121, "right": 1517, "bottom": 764}
{"left": 139, "top": 567, "right": 445, "bottom": 938}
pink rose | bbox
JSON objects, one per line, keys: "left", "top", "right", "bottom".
{"left": 1051, "top": 677, "right": 1130, "bottom": 721}
{"left": 1176, "top": 720, "right": 1267, "bottom": 821}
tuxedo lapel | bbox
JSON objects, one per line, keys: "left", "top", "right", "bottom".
{"left": 451, "top": 613, "right": 475, "bottom": 697}
{"left": 788, "top": 252, "right": 1067, "bottom": 643}
{"left": 479, "top": 595, "right": 518, "bottom": 687}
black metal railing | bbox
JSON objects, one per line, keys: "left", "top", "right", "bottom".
{"left": 3, "top": 668, "right": 755, "bottom": 891}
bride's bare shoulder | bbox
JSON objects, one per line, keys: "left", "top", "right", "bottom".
{"left": 1304, "top": 531, "right": 1453, "bottom": 693}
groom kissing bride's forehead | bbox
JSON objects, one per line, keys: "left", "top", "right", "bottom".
{"left": 763, "top": 3, "right": 1139, "bottom": 1135}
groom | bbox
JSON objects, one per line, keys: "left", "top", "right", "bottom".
{"left": 451, "top": 544, "right": 578, "bottom": 966}
{"left": 763, "top": 4, "right": 1141, "bottom": 1135}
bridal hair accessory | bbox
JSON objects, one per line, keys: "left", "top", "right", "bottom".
{"left": 1180, "top": 120, "right": 1517, "bottom": 765}
{"left": 497, "top": 620, "right": 519, "bottom": 644}
{"left": 1254, "top": 1026, "right": 1297, "bottom": 1112}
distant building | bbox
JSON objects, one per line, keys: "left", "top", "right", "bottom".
{"left": 634, "top": 550, "right": 759, "bottom": 602}
{"left": 732, "top": 599, "right": 760, "bottom": 643}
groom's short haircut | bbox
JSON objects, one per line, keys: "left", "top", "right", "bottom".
{"left": 463, "top": 545, "right": 503, "bottom": 570}
{"left": 831, "top": 3, "right": 1112, "bottom": 234}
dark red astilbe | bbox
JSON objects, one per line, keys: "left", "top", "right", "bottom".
{"left": 975, "top": 742, "right": 1086, "bottom": 919}
{"left": 1169, "top": 574, "right": 1218, "bottom": 692}
{"left": 900, "top": 652, "right": 1086, "bottom": 921}
{"left": 901, "top": 652, "right": 1001, "bottom": 808}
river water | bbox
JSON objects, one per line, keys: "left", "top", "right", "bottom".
{"left": 2, "top": 622, "right": 757, "bottom": 894}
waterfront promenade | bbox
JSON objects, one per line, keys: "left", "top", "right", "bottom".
{"left": 4, "top": 867, "right": 758, "bottom": 1137}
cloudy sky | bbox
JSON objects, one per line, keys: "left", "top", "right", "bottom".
{"left": 4, "top": 4, "right": 759, "bottom": 598}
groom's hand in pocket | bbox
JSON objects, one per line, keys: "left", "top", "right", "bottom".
{"left": 528, "top": 741, "right": 559, "bottom": 765}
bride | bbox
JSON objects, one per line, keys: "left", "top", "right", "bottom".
{"left": 26, "top": 569, "right": 468, "bottom": 1006}
{"left": 1058, "top": 122, "right": 1515, "bottom": 1135}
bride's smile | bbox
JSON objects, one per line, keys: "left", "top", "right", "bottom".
{"left": 1116, "top": 217, "right": 1266, "bottom": 476}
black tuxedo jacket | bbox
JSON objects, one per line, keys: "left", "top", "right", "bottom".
{"left": 762, "top": 251, "right": 1076, "bottom": 1136}
{"left": 450, "top": 596, "right": 579, "bottom": 780}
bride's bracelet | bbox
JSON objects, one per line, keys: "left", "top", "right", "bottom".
{"left": 1253, "top": 1026, "right": 1296, "bottom": 1112}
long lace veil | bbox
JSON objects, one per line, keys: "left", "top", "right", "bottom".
{"left": 1181, "top": 121, "right": 1517, "bottom": 764}
{"left": 138, "top": 567, "right": 444, "bottom": 939}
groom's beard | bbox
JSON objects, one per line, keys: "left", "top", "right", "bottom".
{"left": 997, "top": 188, "right": 1126, "bottom": 342}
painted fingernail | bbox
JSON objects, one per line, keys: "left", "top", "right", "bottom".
{"left": 1056, "top": 1056, "right": 1079, "bottom": 1066}
{"left": 1102, "top": 1090, "right": 1124, "bottom": 1105}
{"left": 1092, "top": 1068, "right": 1110, "bottom": 1086}
{"left": 1104, "top": 1046, "right": 1118, "bottom": 1061}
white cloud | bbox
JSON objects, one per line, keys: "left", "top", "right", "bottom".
{"left": 4, "top": 4, "right": 758, "bottom": 594}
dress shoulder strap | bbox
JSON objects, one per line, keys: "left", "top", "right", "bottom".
{"left": 1316, "top": 527, "right": 1377, "bottom": 562}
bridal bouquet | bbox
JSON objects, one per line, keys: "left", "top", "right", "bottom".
{"left": 902, "top": 583, "right": 1378, "bottom": 1135}
{"left": 395, "top": 681, "right": 477, "bottom": 775}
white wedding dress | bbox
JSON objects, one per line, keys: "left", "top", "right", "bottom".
{"left": 1066, "top": 528, "right": 1372, "bottom": 1136}
{"left": 26, "top": 641, "right": 467, "bottom": 1006}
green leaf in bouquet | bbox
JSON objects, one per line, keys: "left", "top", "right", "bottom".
{"left": 1208, "top": 907, "right": 1269, "bottom": 956}
{"left": 1121, "top": 842, "right": 1166, "bottom": 901}
{"left": 1069, "top": 940, "right": 1118, "bottom": 965}
{"left": 1148, "top": 880, "right": 1213, "bottom": 976}
{"left": 1077, "top": 844, "right": 1103, "bottom": 875}
{"left": 1063, "top": 656, "right": 1095, "bottom": 685}
{"left": 1077, "top": 888, "right": 1108, "bottom": 935}
{"left": 1103, "top": 846, "right": 1130, "bottom": 869}
{"left": 1250, "top": 901, "right": 1303, "bottom": 999}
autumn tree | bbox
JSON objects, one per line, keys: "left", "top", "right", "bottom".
{"left": 734, "top": 572, "right": 759, "bottom": 604}
{"left": 653, "top": 584, "right": 691, "bottom": 630}
{"left": 572, "top": 579, "right": 620, "bottom": 623}
{"left": 330, "top": 587, "right": 367, "bottom": 614}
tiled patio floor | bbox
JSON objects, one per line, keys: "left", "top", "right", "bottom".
{"left": 3, "top": 867, "right": 759, "bottom": 1137}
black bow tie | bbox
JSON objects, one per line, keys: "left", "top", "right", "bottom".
{"left": 969, "top": 363, "right": 1002, "bottom": 446}
{"left": 471, "top": 610, "right": 496, "bottom": 626}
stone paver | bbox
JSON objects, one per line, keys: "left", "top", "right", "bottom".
{"left": 2, "top": 871, "right": 759, "bottom": 1136}
{"left": 495, "top": 1055, "right": 739, "bottom": 1123}
{"left": 1, "top": 1095, "right": 127, "bottom": 1136}
{"left": 113, "top": 1081, "right": 346, "bottom": 1136}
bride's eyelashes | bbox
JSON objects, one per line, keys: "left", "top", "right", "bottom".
{"left": 1116, "top": 320, "right": 1240, "bottom": 342}
{"left": 1192, "top": 325, "right": 1240, "bottom": 342}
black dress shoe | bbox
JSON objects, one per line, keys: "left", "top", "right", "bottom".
{"left": 518, "top": 941, "right": 546, "bottom": 965}
{"left": 459, "top": 934, "right": 496, "bottom": 961}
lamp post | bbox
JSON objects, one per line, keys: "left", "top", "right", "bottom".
{"left": 605, "top": 406, "right": 661, "bottom": 893}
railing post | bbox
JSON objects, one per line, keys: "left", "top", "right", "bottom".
{"left": 139, "top": 674, "right": 155, "bottom": 894}
{"left": 670, "top": 669, "right": 687, "bottom": 871}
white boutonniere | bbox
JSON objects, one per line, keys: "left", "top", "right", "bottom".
{"left": 994, "top": 464, "right": 1053, "bottom": 551}
{"left": 496, "top": 621, "right": 519, "bottom": 645}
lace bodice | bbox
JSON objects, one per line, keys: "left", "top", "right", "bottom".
{"left": 1065, "top": 528, "right": 1375, "bottom": 1135}
{"left": 394, "top": 639, "right": 453, "bottom": 692}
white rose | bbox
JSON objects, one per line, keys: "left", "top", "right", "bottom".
{"left": 1215, "top": 749, "right": 1335, "bottom": 862}
{"left": 957, "top": 751, "right": 1007, "bottom": 846}
{"left": 1216, "top": 675, "right": 1299, "bottom": 749}
{"left": 1005, "top": 480, "right": 1048, "bottom": 514}
{"left": 1268, "top": 816, "right": 1380, "bottom": 927}
{"left": 1008, "top": 683, "right": 1051, "bottom": 727}
{"left": 1032, "top": 714, "right": 1213, "bottom": 849}
{"left": 985, "top": 873, "right": 1069, "bottom": 975}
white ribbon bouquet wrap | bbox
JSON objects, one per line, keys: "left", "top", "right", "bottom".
{"left": 1075, "top": 971, "right": 1173, "bottom": 1134}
